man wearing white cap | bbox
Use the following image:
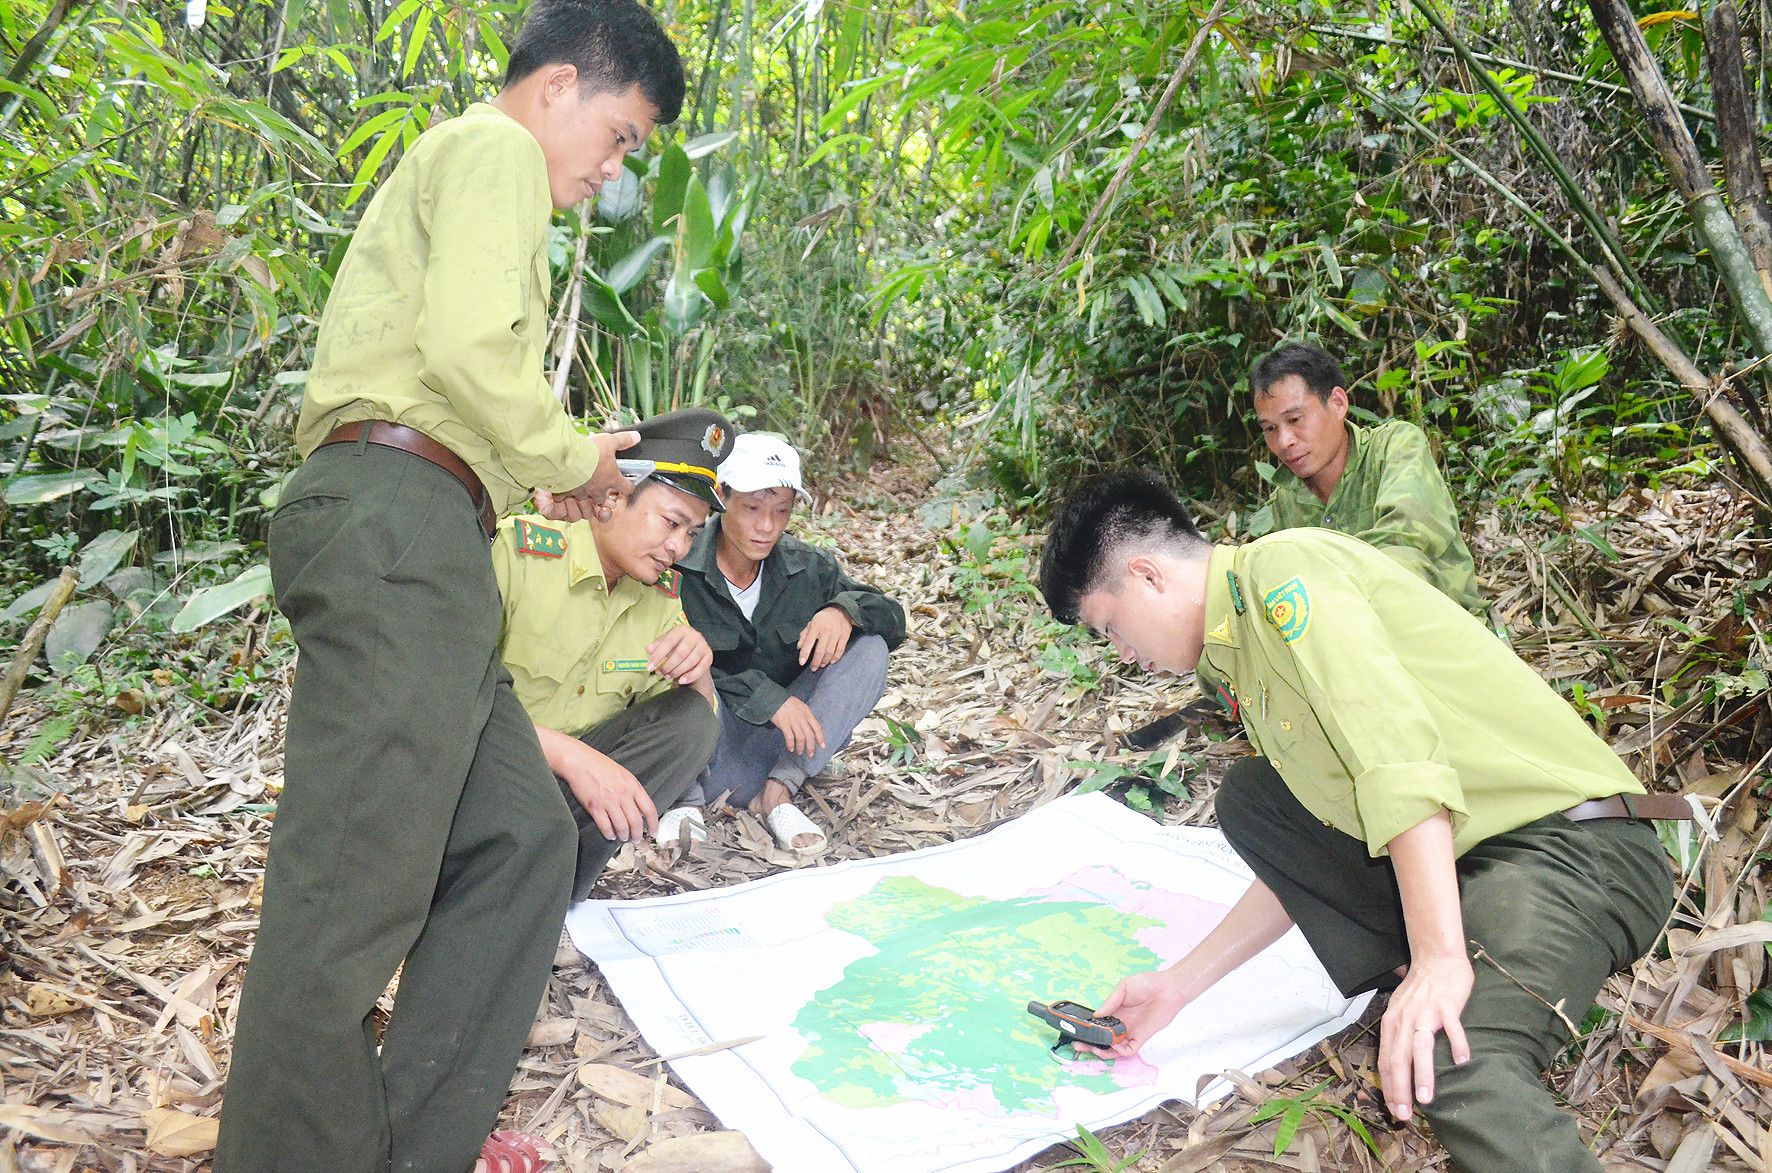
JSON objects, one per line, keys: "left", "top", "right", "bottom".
{"left": 668, "top": 433, "right": 905, "bottom": 852}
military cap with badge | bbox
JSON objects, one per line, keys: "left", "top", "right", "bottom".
{"left": 615, "top": 406, "right": 735, "bottom": 511}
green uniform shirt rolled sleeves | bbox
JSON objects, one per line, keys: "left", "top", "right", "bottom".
{"left": 1268, "top": 419, "right": 1485, "bottom": 617}
{"left": 492, "top": 516, "right": 687, "bottom": 736}
{"left": 296, "top": 104, "right": 601, "bottom": 517}
{"left": 1195, "top": 530, "right": 1642, "bottom": 858}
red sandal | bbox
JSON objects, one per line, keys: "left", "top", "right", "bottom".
{"left": 477, "top": 1130, "right": 556, "bottom": 1173}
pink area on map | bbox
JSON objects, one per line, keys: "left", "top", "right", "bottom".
{"left": 857, "top": 1022, "right": 932, "bottom": 1054}
{"left": 1028, "top": 865, "right": 1231, "bottom": 962}
{"left": 1063, "top": 1053, "right": 1159, "bottom": 1088}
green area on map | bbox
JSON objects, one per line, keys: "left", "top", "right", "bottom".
{"left": 788, "top": 875, "right": 1161, "bottom": 1114}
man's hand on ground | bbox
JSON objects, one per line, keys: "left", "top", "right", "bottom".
{"left": 535, "top": 430, "right": 642, "bottom": 522}
{"left": 648, "top": 624, "right": 712, "bottom": 684}
{"left": 556, "top": 740, "right": 657, "bottom": 844}
{"left": 770, "top": 696, "right": 825, "bottom": 756}
{"left": 1071, "top": 970, "right": 1189, "bottom": 1061}
{"left": 797, "top": 606, "right": 854, "bottom": 670}
{"left": 1378, "top": 951, "right": 1472, "bottom": 1121}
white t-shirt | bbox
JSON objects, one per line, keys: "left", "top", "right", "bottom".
{"left": 725, "top": 567, "right": 764, "bottom": 620}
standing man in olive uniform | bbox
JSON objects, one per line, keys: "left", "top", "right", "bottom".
{"left": 216, "top": 6, "right": 684, "bottom": 1172}
{"left": 1252, "top": 342, "right": 1487, "bottom": 619}
{"left": 1038, "top": 473, "right": 1679, "bottom": 1173}
{"left": 495, "top": 409, "right": 733, "bottom": 899}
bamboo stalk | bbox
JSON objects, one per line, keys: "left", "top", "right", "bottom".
{"left": 1354, "top": 78, "right": 1772, "bottom": 500}
{"left": 1308, "top": 22, "right": 1715, "bottom": 123}
{"left": 550, "top": 203, "right": 593, "bottom": 404}
{"left": 1058, "top": 0, "right": 1231, "bottom": 268}
{"left": 1413, "top": 0, "right": 1648, "bottom": 304}
{"left": 1703, "top": 0, "right": 1772, "bottom": 289}
{"left": 0, "top": 567, "right": 80, "bottom": 726}
{"left": 1625, "top": 1014, "right": 1772, "bottom": 1090}
{"left": 1588, "top": 0, "right": 1772, "bottom": 357}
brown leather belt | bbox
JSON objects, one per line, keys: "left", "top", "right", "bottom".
{"left": 1565, "top": 793, "right": 1695, "bottom": 822}
{"left": 318, "top": 421, "right": 496, "bottom": 540}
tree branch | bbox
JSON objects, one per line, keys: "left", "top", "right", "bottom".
{"left": 1058, "top": 0, "right": 1231, "bottom": 268}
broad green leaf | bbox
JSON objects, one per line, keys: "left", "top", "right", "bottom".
{"left": 661, "top": 257, "right": 704, "bottom": 334}
{"left": 374, "top": 0, "right": 423, "bottom": 43}
{"left": 171, "top": 564, "right": 273, "bottom": 632}
{"left": 680, "top": 130, "right": 739, "bottom": 159}
{"left": 3, "top": 579, "right": 59, "bottom": 622}
{"left": 401, "top": 6, "right": 434, "bottom": 78}
{"left": 45, "top": 600, "right": 113, "bottom": 668}
{"left": 652, "top": 144, "right": 691, "bottom": 234}
{"left": 693, "top": 268, "right": 730, "bottom": 309}
{"left": 581, "top": 271, "right": 642, "bottom": 337}
{"left": 803, "top": 132, "right": 870, "bottom": 167}
{"left": 78, "top": 530, "right": 139, "bottom": 586}
{"left": 1321, "top": 301, "right": 1369, "bottom": 341}
{"left": 683, "top": 175, "right": 716, "bottom": 271}
{"left": 3, "top": 471, "right": 98, "bottom": 505}
{"left": 606, "top": 235, "right": 672, "bottom": 294}
{"left": 1317, "top": 235, "right": 1344, "bottom": 288}
{"left": 1273, "top": 1103, "right": 1305, "bottom": 1156}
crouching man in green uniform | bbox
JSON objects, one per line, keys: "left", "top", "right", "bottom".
{"left": 495, "top": 409, "right": 733, "bottom": 900}
{"left": 215, "top": 6, "right": 683, "bottom": 1172}
{"left": 1252, "top": 342, "right": 1487, "bottom": 619}
{"left": 1038, "top": 473, "right": 1681, "bottom": 1173}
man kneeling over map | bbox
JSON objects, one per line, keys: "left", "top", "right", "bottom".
{"left": 495, "top": 408, "right": 734, "bottom": 899}
{"left": 1037, "top": 472, "right": 1681, "bottom": 1173}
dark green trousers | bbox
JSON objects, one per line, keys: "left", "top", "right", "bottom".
{"left": 1216, "top": 758, "right": 1675, "bottom": 1173}
{"left": 216, "top": 443, "right": 577, "bottom": 1173}
{"left": 565, "top": 686, "right": 719, "bottom": 900}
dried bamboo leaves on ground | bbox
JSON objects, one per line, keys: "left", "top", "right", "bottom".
{"left": 1, "top": 462, "right": 1770, "bottom": 1171}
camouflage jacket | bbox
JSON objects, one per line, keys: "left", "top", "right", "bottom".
{"left": 1267, "top": 419, "right": 1485, "bottom": 617}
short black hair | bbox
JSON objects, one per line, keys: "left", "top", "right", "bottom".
{"left": 1250, "top": 342, "right": 1346, "bottom": 404}
{"left": 504, "top": 0, "right": 686, "bottom": 125}
{"left": 1038, "top": 473, "right": 1207, "bottom": 625}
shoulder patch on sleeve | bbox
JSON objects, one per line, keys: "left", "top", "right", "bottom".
{"left": 653, "top": 568, "right": 681, "bottom": 598}
{"left": 1262, "top": 576, "right": 1312, "bottom": 645}
{"left": 513, "top": 518, "right": 566, "bottom": 558}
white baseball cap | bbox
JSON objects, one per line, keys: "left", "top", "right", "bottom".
{"left": 718, "top": 433, "right": 813, "bottom": 504}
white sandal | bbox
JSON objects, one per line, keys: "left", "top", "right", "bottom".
{"left": 657, "top": 806, "right": 707, "bottom": 845}
{"left": 764, "top": 802, "right": 827, "bottom": 856}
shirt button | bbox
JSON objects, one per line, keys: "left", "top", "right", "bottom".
{"left": 576, "top": 685, "right": 585, "bottom": 695}
{"left": 1280, "top": 720, "right": 1292, "bottom": 731}
{"left": 622, "top": 685, "right": 634, "bottom": 696}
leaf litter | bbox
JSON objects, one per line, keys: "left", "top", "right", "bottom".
{"left": 1, "top": 452, "right": 1769, "bottom": 1171}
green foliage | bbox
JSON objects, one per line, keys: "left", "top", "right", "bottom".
{"left": 1068, "top": 749, "right": 1195, "bottom": 814}
{"left": 1049, "top": 1124, "right": 1143, "bottom": 1173}
{"left": 1249, "top": 1079, "right": 1381, "bottom": 1159}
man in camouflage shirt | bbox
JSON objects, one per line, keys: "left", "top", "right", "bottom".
{"left": 1252, "top": 342, "right": 1486, "bottom": 618}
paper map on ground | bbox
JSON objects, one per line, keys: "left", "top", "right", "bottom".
{"left": 565, "top": 791, "right": 1371, "bottom": 1173}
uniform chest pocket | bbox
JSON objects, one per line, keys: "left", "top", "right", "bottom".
{"left": 502, "top": 632, "right": 581, "bottom": 687}
{"left": 698, "top": 623, "right": 743, "bottom": 653}
{"left": 594, "top": 658, "right": 653, "bottom": 703}
{"left": 1248, "top": 678, "right": 1311, "bottom": 768}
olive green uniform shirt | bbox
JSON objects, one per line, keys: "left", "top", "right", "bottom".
{"left": 1194, "top": 529, "right": 1641, "bottom": 858}
{"left": 492, "top": 516, "right": 687, "bottom": 737}
{"left": 1268, "top": 419, "right": 1484, "bottom": 617}
{"left": 297, "top": 103, "right": 600, "bottom": 517}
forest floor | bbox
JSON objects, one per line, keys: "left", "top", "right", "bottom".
{"left": 1, "top": 447, "right": 1770, "bottom": 1171}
